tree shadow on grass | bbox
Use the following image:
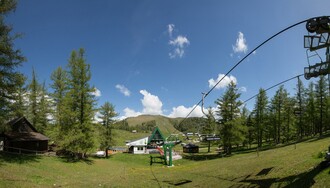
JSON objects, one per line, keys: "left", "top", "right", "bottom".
{"left": 238, "top": 162, "right": 330, "bottom": 188}
{"left": 0, "top": 152, "right": 41, "bottom": 165}
{"left": 182, "top": 153, "right": 223, "bottom": 161}
{"left": 58, "top": 156, "right": 95, "bottom": 165}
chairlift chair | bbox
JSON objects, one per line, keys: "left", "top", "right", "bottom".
{"left": 304, "top": 20, "right": 330, "bottom": 80}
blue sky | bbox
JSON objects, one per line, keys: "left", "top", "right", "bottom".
{"left": 6, "top": 0, "right": 330, "bottom": 119}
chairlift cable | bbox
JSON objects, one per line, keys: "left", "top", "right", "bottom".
{"left": 242, "top": 73, "right": 304, "bottom": 104}
{"left": 176, "top": 17, "right": 314, "bottom": 128}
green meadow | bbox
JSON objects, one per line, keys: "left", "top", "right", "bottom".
{"left": 1, "top": 136, "right": 330, "bottom": 187}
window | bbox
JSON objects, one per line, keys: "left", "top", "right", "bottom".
{"left": 137, "top": 147, "right": 144, "bottom": 151}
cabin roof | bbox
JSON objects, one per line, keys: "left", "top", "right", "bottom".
{"left": 2, "top": 117, "right": 49, "bottom": 141}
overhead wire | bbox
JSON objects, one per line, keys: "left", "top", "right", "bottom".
{"left": 175, "top": 17, "right": 315, "bottom": 128}
{"left": 242, "top": 73, "right": 304, "bottom": 104}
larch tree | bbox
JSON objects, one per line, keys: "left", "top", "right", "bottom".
{"left": 36, "top": 82, "right": 50, "bottom": 134}
{"left": 27, "top": 68, "right": 41, "bottom": 129}
{"left": 282, "top": 96, "right": 296, "bottom": 143}
{"left": 50, "top": 66, "right": 68, "bottom": 129}
{"left": 269, "top": 85, "right": 288, "bottom": 144}
{"left": 253, "top": 88, "right": 268, "bottom": 148}
{"left": 203, "top": 107, "right": 216, "bottom": 135}
{"left": 240, "top": 106, "right": 250, "bottom": 147}
{"left": 294, "top": 77, "right": 306, "bottom": 139}
{"left": 60, "top": 48, "right": 96, "bottom": 158}
{"left": 315, "top": 75, "right": 328, "bottom": 136}
{"left": 215, "top": 81, "right": 243, "bottom": 155}
{"left": 0, "top": 0, "right": 25, "bottom": 129}
{"left": 98, "top": 101, "right": 118, "bottom": 158}
{"left": 10, "top": 74, "right": 27, "bottom": 118}
{"left": 305, "top": 82, "right": 317, "bottom": 136}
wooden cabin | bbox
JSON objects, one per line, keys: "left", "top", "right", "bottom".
{"left": 183, "top": 143, "right": 199, "bottom": 153}
{"left": 0, "top": 117, "right": 49, "bottom": 154}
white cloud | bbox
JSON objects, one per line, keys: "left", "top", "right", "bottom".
{"left": 140, "top": 90, "right": 163, "bottom": 115}
{"left": 121, "top": 90, "right": 163, "bottom": 118}
{"left": 169, "top": 35, "right": 190, "bottom": 48}
{"left": 168, "top": 105, "right": 205, "bottom": 118}
{"left": 167, "top": 24, "right": 190, "bottom": 59}
{"left": 169, "top": 48, "right": 185, "bottom": 59}
{"left": 93, "top": 111, "right": 102, "bottom": 123}
{"left": 208, "top": 74, "right": 237, "bottom": 89}
{"left": 239, "top": 86, "right": 247, "bottom": 92}
{"left": 91, "top": 87, "right": 101, "bottom": 97}
{"left": 116, "top": 84, "right": 131, "bottom": 97}
{"left": 167, "top": 24, "right": 175, "bottom": 37}
{"left": 123, "top": 107, "right": 142, "bottom": 118}
{"left": 232, "top": 32, "right": 248, "bottom": 54}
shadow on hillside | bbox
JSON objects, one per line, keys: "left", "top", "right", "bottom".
{"left": 182, "top": 153, "right": 222, "bottom": 161}
{"left": 0, "top": 152, "right": 41, "bottom": 165}
{"left": 163, "top": 179, "right": 192, "bottom": 186}
{"left": 58, "top": 156, "right": 95, "bottom": 165}
{"left": 237, "top": 162, "right": 330, "bottom": 187}
{"left": 232, "top": 134, "right": 330, "bottom": 157}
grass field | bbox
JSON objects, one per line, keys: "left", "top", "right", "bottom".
{"left": 1, "top": 136, "right": 330, "bottom": 187}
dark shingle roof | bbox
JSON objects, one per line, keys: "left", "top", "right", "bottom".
{"left": 3, "top": 117, "right": 49, "bottom": 141}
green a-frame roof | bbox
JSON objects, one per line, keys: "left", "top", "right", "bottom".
{"left": 148, "top": 127, "right": 165, "bottom": 144}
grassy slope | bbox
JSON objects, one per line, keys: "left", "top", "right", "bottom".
{"left": 111, "top": 129, "right": 150, "bottom": 146}
{"left": 1, "top": 136, "right": 330, "bottom": 187}
{"left": 125, "top": 115, "right": 180, "bottom": 136}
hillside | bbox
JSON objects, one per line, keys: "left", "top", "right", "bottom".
{"left": 121, "top": 114, "right": 207, "bottom": 137}
{"left": 124, "top": 115, "right": 182, "bottom": 135}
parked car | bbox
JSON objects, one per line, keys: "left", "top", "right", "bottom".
{"left": 96, "top": 151, "right": 106, "bottom": 157}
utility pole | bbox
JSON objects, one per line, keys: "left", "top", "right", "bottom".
{"left": 327, "top": 46, "right": 330, "bottom": 94}
{"left": 298, "top": 76, "right": 303, "bottom": 140}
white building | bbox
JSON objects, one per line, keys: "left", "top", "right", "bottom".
{"left": 126, "top": 127, "right": 165, "bottom": 154}
{"left": 126, "top": 136, "right": 149, "bottom": 154}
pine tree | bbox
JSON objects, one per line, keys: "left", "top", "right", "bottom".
{"left": 98, "top": 101, "right": 117, "bottom": 158}
{"left": 0, "top": 0, "right": 25, "bottom": 128}
{"left": 215, "top": 81, "right": 243, "bottom": 154}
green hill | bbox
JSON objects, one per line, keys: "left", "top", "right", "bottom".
{"left": 123, "top": 115, "right": 182, "bottom": 135}
{"left": 120, "top": 114, "right": 206, "bottom": 136}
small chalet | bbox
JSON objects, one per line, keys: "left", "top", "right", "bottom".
{"left": 183, "top": 143, "right": 199, "bottom": 153}
{"left": 126, "top": 127, "right": 165, "bottom": 154}
{"left": 0, "top": 117, "right": 49, "bottom": 154}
